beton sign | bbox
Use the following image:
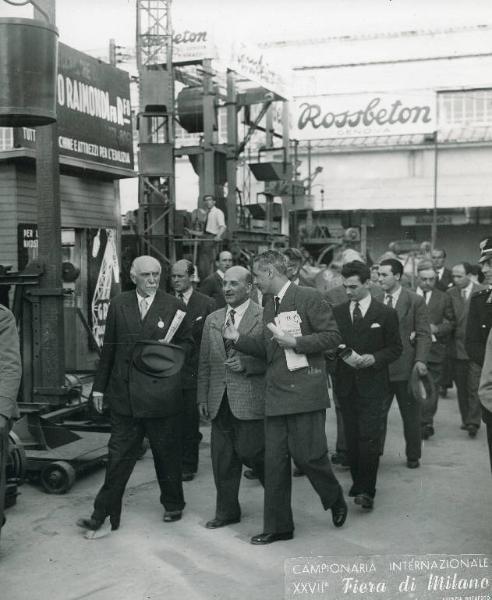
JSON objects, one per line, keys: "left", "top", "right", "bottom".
{"left": 294, "top": 92, "right": 436, "bottom": 140}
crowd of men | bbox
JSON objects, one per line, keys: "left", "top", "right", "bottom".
{"left": 75, "top": 238, "right": 492, "bottom": 543}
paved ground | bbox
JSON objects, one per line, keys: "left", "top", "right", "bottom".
{"left": 1, "top": 388, "right": 491, "bottom": 600}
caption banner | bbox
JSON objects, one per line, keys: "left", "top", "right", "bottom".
{"left": 285, "top": 554, "right": 491, "bottom": 599}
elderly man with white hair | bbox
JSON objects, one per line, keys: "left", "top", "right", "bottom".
{"left": 77, "top": 255, "right": 195, "bottom": 536}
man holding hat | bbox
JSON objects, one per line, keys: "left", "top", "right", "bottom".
{"left": 197, "top": 266, "right": 266, "bottom": 530}
{"left": 77, "top": 255, "right": 195, "bottom": 536}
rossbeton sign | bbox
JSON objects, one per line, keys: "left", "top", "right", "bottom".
{"left": 294, "top": 92, "right": 436, "bottom": 140}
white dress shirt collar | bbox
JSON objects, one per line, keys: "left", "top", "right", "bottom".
{"left": 350, "top": 294, "right": 372, "bottom": 318}
{"left": 275, "top": 280, "right": 292, "bottom": 303}
{"left": 176, "top": 287, "right": 193, "bottom": 305}
{"left": 386, "top": 285, "right": 403, "bottom": 306}
{"left": 225, "top": 299, "right": 250, "bottom": 328}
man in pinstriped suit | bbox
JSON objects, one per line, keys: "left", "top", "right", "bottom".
{"left": 197, "top": 266, "right": 266, "bottom": 529}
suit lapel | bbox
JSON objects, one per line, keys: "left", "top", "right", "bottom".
{"left": 238, "top": 302, "right": 260, "bottom": 336}
{"left": 210, "top": 308, "right": 227, "bottom": 358}
{"left": 395, "top": 288, "right": 410, "bottom": 317}
{"left": 121, "top": 292, "right": 143, "bottom": 333}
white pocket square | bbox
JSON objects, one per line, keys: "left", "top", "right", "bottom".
{"left": 370, "top": 323, "right": 381, "bottom": 328}
{"left": 195, "top": 316, "right": 203, "bottom": 321}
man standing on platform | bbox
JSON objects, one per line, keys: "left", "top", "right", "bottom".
{"left": 415, "top": 262, "right": 455, "bottom": 440}
{"left": 199, "top": 250, "right": 233, "bottom": 309}
{"left": 224, "top": 251, "right": 347, "bottom": 545}
{"left": 0, "top": 304, "right": 21, "bottom": 536}
{"left": 198, "top": 266, "right": 265, "bottom": 529}
{"left": 378, "top": 258, "right": 432, "bottom": 468}
{"left": 171, "top": 259, "right": 215, "bottom": 481}
{"left": 332, "top": 261, "right": 401, "bottom": 511}
{"left": 200, "top": 195, "right": 227, "bottom": 277}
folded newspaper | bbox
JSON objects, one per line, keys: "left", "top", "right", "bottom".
{"left": 267, "top": 310, "right": 309, "bottom": 371}
{"left": 159, "top": 310, "right": 186, "bottom": 344}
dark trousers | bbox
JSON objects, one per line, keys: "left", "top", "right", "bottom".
{"left": 211, "top": 395, "right": 265, "bottom": 520}
{"left": 381, "top": 380, "right": 421, "bottom": 461}
{"left": 333, "top": 393, "right": 347, "bottom": 455}
{"left": 263, "top": 410, "right": 342, "bottom": 534}
{"left": 453, "top": 359, "right": 482, "bottom": 428}
{"left": 339, "top": 390, "right": 383, "bottom": 498}
{"left": 0, "top": 428, "right": 8, "bottom": 534}
{"left": 181, "top": 387, "right": 202, "bottom": 474}
{"left": 487, "top": 421, "right": 492, "bottom": 472}
{"left": 93, "top": 411, "right": 184, "bottom": 521}
{"left": 421, "top": 361, "right": 443, "bottom": 427}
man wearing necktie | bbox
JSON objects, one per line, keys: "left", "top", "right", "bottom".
{"left": 224, "top": 251, "right": 347, "bottom": 545}
{"left": 171, "top": 260, "right": 216, "bottom": 481}
{"left": 332, "top": 261, "right": 401, "bottom": 511}
{"left": 415, "top": 262, "right": 456, "bottom": 440}
{"left": 378, "top": 259, "right": 432, "bottom": 469}
{"left": 78, "top": 256, "right": 195, "bottom": 535}
{"left": 197, "top": 266, "right": 266, "bottom": 530}
{"left": 448, "top": 262, "right": 484, "bottom": 437}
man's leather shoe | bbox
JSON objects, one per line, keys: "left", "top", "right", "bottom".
{"left": 250, "top": 531, "right": 293, "bottom": 545}
{"left": 406, "top": 459, "right": 420, "bottom": 469}
{"left": 348, "top": 485, "right": 360, "bottom": 498}
{"left": 76, "top": 516, "right": 104, "bottom": 531}
{"left": 205, "top": 517, "right": 240, "bottom": 529}
{"left": 163, "top": 510, "right": 182, "bottom": 522}
{"left": 467, "top": 425, "right": 478, "bottom": 438}
{"left": 182, "top": 472, "right": 195, "bottom": 482}
{"left": 354, "top": 494, "right": 374, "bottom": 510}
{"left": 293, "top": 467, "right": 305, "bottom": 477}
{"left": 243, "top": 469, "right": 259, "bottom": 480}
{"left": 331, "top": 492, "right": 348, "bottom": 527}
{"left": 109, "top": 514, "right": 120, "bottom": 531}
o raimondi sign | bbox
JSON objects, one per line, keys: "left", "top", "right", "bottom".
{"left": 14, "top": 43, "right": 133, "bottom": 172}
{"left": 284, "top": 554, "right": 491, "bottom": 599}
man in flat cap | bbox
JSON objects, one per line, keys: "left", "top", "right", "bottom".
{"left": 78, "top": 255, "right": 194, "bottom": 536}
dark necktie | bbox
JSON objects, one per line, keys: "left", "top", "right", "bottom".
{"left": 178, "top": 292, "right": 184, "bottom": 302}
{"left": 385, "top": 294, "right": 393, "bottom": 308}
{"left": 274, "top": 296, "right": 281, "bottom": 316}
{"left": 423, "top": 290, "right": 429, "bottom": 304}
{"left": 352, "top": 301, "right": 363, "bottom": 326}
{"left": 224, "top": 309, "right": 236, "bottom": 355}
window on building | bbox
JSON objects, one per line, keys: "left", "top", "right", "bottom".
{"left": 439, "top": 90, "right": 492, "bottom": 127}
{"left": 0, "top": 128, "right": 13, "bottom": 151}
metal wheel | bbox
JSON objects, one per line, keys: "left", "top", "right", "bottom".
{"left": 40, "top": 461, "right": 76, "bottom": 494}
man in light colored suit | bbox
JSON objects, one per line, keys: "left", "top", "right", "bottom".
{"left": 225, "top": 251, "right": 347, "bottom": 545}
{"left": 197, "top": 266, "right": 266, "bottom": 529}
{"left": 379, "top": 258, "right": 432, "bottom": 468}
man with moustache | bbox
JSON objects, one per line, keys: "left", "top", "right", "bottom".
{"left": 198, "top": 266, "right": 265, "bottom": 529}
{"left": 171, "top": 259, "right": 215, "bottom": 481}
{"left": 224, "top": 250, "right": 347, "bottom": 544}
{"left": 78, "top": 256, "right": 195, "bottom": 535}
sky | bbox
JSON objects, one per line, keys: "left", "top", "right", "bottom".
{"left": 2, "top": 0, "right": 492, "bottom": 61}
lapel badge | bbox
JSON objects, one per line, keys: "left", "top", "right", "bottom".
{"left": 157, "top": 317, "right": 165, "bottom": 328}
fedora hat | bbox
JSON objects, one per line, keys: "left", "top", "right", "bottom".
{"left": 409, "top": 365, "right": 435, "bottom": 411}
{"left": 132, "top": 340, "right": 185, "bottom": 378}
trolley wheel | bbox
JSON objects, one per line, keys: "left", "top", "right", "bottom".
{"left": 40, "top": 461, "right": 76, "bottom": 494}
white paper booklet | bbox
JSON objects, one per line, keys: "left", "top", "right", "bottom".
{"left": 271, "top": 310, "right": 309, "bottom": 371}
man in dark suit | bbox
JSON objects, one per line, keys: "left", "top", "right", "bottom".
{"left": 325, "top": 274, "right": 384, "bottom": 467}
{"left": 465, "top": 237, "right": 492, "bottom": 369}
{"left": 171, "top": 259, "right": 215, "bottom": 481}
{"left": 379, "top": 258, "right": 432, "bottom": 468}
{"left": 225, "top": 250, "right": 347, "bottom": 545}
{"left": 333, "top": 262, "right": 401, "bottom": 510}
{"left": 449, "top": 262, "right": 484, "bottom": 437}
{"left": 0, "top": 305, "right": 21, "bottom": 535}
{"left": 431, "top": 248, "right": 453, "bottom": 291}
{"left": 78, "top": 256, "right": 195, "bottom": 535}
{"left": 198, "top": 250, "right": 233, "bottom": 309}
{"left": 415, "top": 262, "right": 455, "bottom": 439}
{"left": 198, "top": 266, "right": 266, "bottom": 529}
